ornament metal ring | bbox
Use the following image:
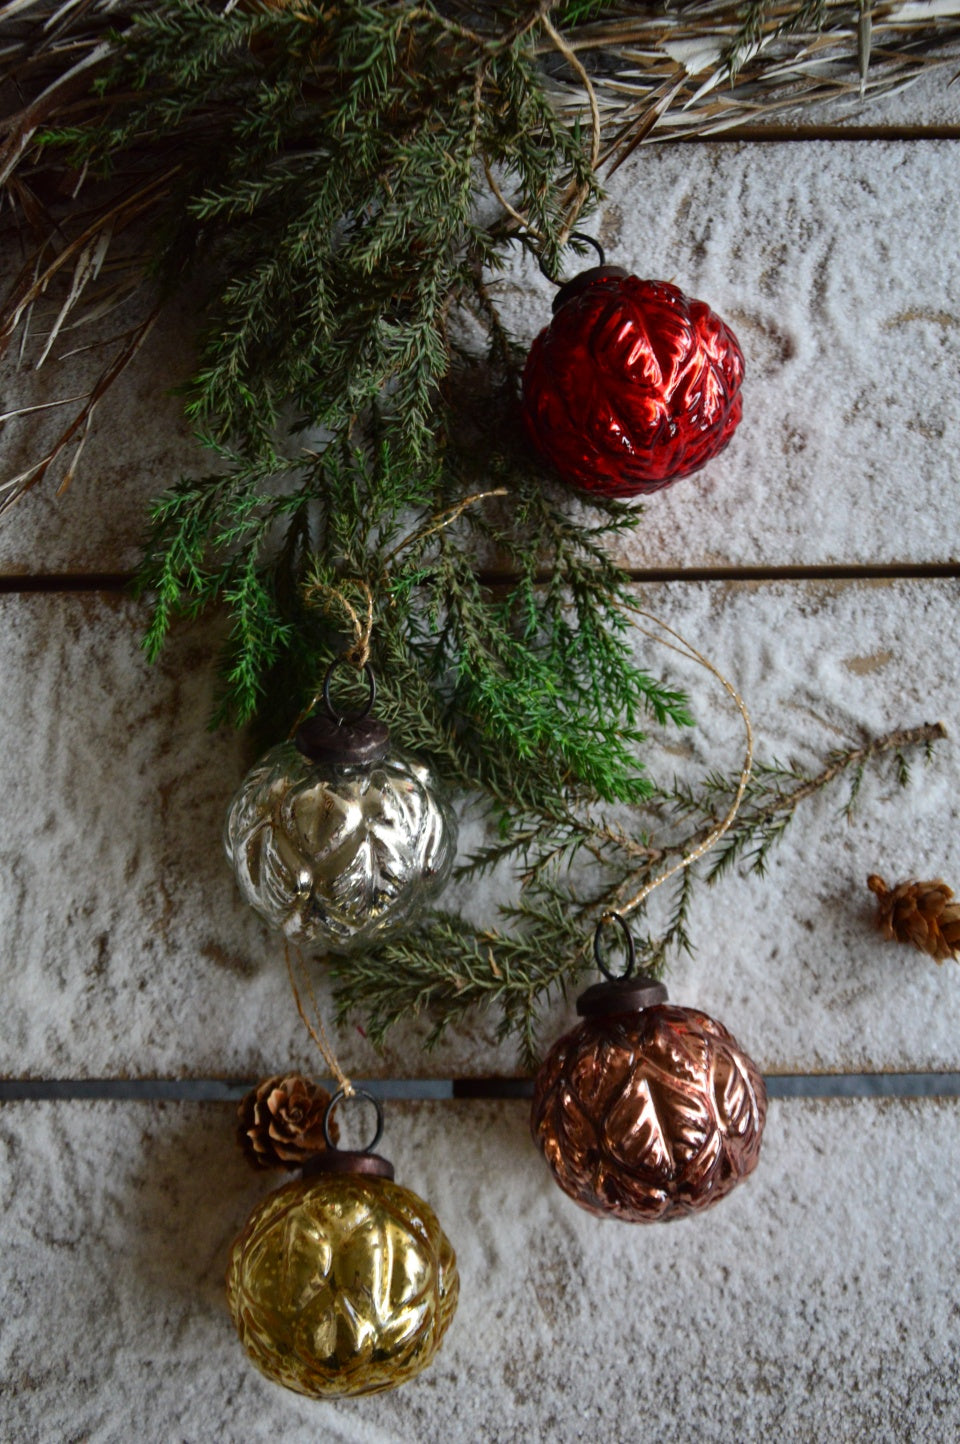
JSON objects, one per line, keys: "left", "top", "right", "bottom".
{"left": 593, "top": 911, "right": 637, "bottom": 981}
{"left": 538, "top": 231, "right": 606, "bottom": 287}
{"left": 322, "top": 658, "right": 376, "bottom": 725}
{"left": 323, "top": 1087, "right": 385, "bottom": 1153}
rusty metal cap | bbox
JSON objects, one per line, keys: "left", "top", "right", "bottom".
{"left": 301, "top": 1148, "right": 395, "bottom": 1181}
{"left": 553, "top": 264, "right": 630, "bottom": 314}
{"left": 576, "top": 975, "right": 669, "bottom": 1018}
{"left": 295, "top": 714, "right": 390, "bottom": 766}
{"left": 294, "top": 659, "right": 389, "bottom": 765}
{"left": 301, "top": 1087, "right": 395, "bottom": 1180}
{"left": 578, "top": 913, "right": 669, "bottom": 1017}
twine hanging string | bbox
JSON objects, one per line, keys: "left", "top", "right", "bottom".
{"left": 477, "top": 21, "right": 748, "bottom": 917}
{"left": 380, "top": 487, "right": 509, "bottom": 569}
{"left": 281, "top": 486, "right": 512, "bottom": 1072}
{"left": 284, "top": 941, "right": 355, "bottom": 1097}
{"left": 302, "top": 575, "right": 374, "bottom": 669}
{"left": 611, "top": 606, "right": 754, "bottom": 921}
{"left": 288, "top": 489, "right": 508, "bottom": 741}
{"left": 286, "top": 577, "right": 375, "bottom": 740}
{"left": 540, "top": 14, "right": 602, "bottom": 246}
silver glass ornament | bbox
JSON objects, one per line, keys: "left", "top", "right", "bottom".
{"left": 224, "top": 664, "right": 457, "bottom": 952}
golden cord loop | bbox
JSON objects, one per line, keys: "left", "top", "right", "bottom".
{"left": 284, "top": 941, "right": 354, "bottom": 1097}
{"left": 613, "top": 607, "right": 754, "bottom": 920}
{"left": 287, "top": 578, "right": 375, "bottom": 739}
{"left": 301, "top": 576, "right": 374, "bottom": 669}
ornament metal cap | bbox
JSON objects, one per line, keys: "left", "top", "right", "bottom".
{"left": 301, "top": 1088, "right": 396, "bottom": 1182}
{"left": 539, "top": 232, "right": 629, "bottom": 314}
{"left": 553, "top": 264, "right": 630, "bottom": 315}
{"left": 302, "top": 1149, "right": 395, "bottom": 1181}
{"left": 576, "top": 912, "right": 669, "bottom": 1017}
{"left": 294, "top": 660, "right": 390, "bottom": 766}
{"left": 576, "top": 975, "right": 668, "bottom": 1018}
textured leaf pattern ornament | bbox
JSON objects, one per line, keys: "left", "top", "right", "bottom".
{"left": 522, "top": 272, "right": 744, "bottom": 497}
{"left": 532, "top": 1002, "right": 766, "bottom": 1222}
{"left": 227, "top": 1157, "right": 459, "bottom": 1396}
{"left": 224, "top": 741, "right": 456, "bottom": 952}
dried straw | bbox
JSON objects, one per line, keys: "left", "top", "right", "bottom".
{"left": 2, "top": 0, "right": 959, "bottom": 506}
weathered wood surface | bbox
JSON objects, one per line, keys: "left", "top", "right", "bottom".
{"left": 2, "top": 56, "right": 959, "bottom": 1444}
{"left": 1, "top": 578, "right": 955, "bottom": 1079}
{"left": 496, "top": 139, "right": 960, "bottom": 571}
{"left": 740, "top": 62, "right": 960, "bottom": 131}
{"left": 3, "top": 141, "right": 960, "bottom": 575}
{"left": 2, "top": 1098, "right": 958, "bottom": 1443}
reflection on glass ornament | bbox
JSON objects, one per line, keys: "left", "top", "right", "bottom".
{"left": 228, "top": 1090, "right": 459, "bottom": 1398}
{"left": 224, "top": 663, "right": 456, "bottom": 952}
{"left": 531, "top": 915, "right": 766, "bottom": 1221}
{"left": 522, "top": 241, "right": 744, "bottom": 498}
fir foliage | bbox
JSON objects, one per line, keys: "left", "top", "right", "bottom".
{"left": 1, "top": 3, "right": 951, "bottom": 1061}
{"left": 331, "top": 722, "right": 946, "bottom": 1068}
{"left": 51, "top": 1, "right": 598, "bottom": 457}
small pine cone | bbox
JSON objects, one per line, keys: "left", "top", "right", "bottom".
{"left": 867, "top": 874, "right": 960, "bottom": 964}
{"left": 237, "top": 1073, "right": 338, "bottom": 1171}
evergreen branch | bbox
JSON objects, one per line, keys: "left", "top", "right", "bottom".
{"left": 329, "top": 721, "right": 948, "bottom": 1061}
{"left": 2, "top": 3, "right": 953, "bottom": 1068}
{"left": 675, "top": 721, "right": 949, "bottom": 884}
{"left": 329, "top": 890, "right": 586, "bottom": 1071}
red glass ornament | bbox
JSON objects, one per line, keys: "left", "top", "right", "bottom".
{"left": 522, "top": 267, "right": 744, "bottom": 498}
{"left": 531, "top": 920, "right": 766, "bottom": 1223}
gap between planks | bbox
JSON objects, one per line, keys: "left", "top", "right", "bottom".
{"left": 674, "top": 125, "right": 960, "bottom": 143}
{"left": 2, "top": 1074, "right": 960, "bottom": 1101}
{"left": 1, "top": 562, "right": 959, "bottom": 595}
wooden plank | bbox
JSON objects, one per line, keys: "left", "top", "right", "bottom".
{"left": 1, "top": 579, "right": 957, "bottom": 1079}
{"left": 1, "top": 1096, "right": 958, "bottom": 1441}
{"left": 719, "top": 63, "right": 960, "bottom": 135}
{"left": 494, "top": 139, "right": 960, "bottom": 571}
{"left": 2, "top": 141, "right": 960, "bottom": 575}
{"left": 0, "top": 286, "right": 201, "bottom": 577}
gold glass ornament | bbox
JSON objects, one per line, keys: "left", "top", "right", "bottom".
{"left": 531, "top": 915, "right": 766, "bottom": 1222}
{"left": 227, "top": 1090, "right": 459, "bottom": 1398}
{"left": 224, "top": 662, "right": 457, "bottom": 952}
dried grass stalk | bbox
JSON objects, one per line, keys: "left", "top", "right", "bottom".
{"left": 540, "top": 2, "right": 960, "bottom": 154}
{"left": 2, "top": 0, "right": 960, "bottom": 506}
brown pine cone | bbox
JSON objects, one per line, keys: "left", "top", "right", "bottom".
{"left": 237, "top": 1073, "right": 338, "bottom": 1171}
{"left": 867, "top": 875, "right": 960, "bottom": 964}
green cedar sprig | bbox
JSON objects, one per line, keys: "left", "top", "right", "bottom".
{"left": 3, "top": 3, "right": 946, "bottom": 1059}
{"left": 329, "top": 721, "right": 947, "bottom": 1068}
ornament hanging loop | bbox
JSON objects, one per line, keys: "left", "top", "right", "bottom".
{"left": 538, "top": 231, "right": 606, "bottom": 286}
{"left": 537, "top": 232, "right": 630, "bottom": 315}
{"left": 323, "top": 1087, "right": 385, "bottom": 1154}
{"left": 593, "top": 911, "right": 637, "bottom": 980}
{"left": 579, "top": 912, "right": 667, "bottom": 1017}
{"left": 322, "top": 658, "right": 377, "bottom": 726}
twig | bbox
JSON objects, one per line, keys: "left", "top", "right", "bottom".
{"left": 615, "top": 608, "right": 754, "bottom": 919}
{"left": 629, "top": 720, "right": 948, "bottom": 886}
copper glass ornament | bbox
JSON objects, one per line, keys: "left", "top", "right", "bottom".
{"left": 522, "top": 237, "right": 744, "bottom": 498}
{"left": 224, "top": 662, "right": 457, "bottom": 952}
{"left": 531, "top": 915, "right": 766, "bottom": 1222}
{"left": 227, "top": 1089, "right": 459, "bottom": 1399}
